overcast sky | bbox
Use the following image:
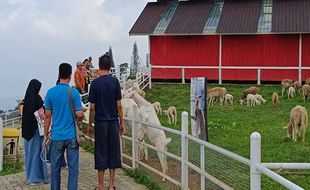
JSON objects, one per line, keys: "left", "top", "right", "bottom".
{"left": 0, "top": 0, "right": 150, "bottom": 105}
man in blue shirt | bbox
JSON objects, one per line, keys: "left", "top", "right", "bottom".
{"left": 44, "top": 63, "right": 84, "bottom": 190}
{"left": 88, "top": 53, "right": 125, "bottom": 190}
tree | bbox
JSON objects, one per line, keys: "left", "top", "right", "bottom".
{"left": 130, "top": 41, "right": 142, "bottom": 75}
{"left": 120, "top": 63, "right": 129, "bottom": 74}
{"left": 108, "top": 46, "right": 115, "bottom": 68}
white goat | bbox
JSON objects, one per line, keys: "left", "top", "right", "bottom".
{"left": 224, "top": 94, "right": 233, "bottom": 106}
{"left": 124, "top": 88, "right": 171, "bottom": 180}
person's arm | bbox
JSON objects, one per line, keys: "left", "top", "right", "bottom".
{"left": 75, "top": 72, "right": 85, "bottom": 94}
{"left": 117, "top": 100, "right": 125, "bottom": 135}
{"left": 72, "top": 88, "right": 84, "bottom": 121}
{"left": 44, "top": 110, "right": 52, "bottom": 140}
{"left": 87, "top": 103, "right": 95, "bottom": 135}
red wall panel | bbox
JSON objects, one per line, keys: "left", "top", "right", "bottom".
{"left": 150, "top": 34, "right": 300, "bottom": 81}
{"left": 222, "top": 35, "right": 299, "bottom": 67}
{"left": 152, "top": 68, "right": 181, "bottom": 79}
{"left": 150, "top": 35, "right": 219, "bottom": 67}
{"left": 261, "top": 70, "right": 298, "bottom": 81}
{"left": 302, "top": 34, "right": 310, "bottom": 80}
{"left": 222, "top": 69, "right": 257, "bottom": 81}
{"left": 185, "top": 69, "right": 218, "bottom": 80}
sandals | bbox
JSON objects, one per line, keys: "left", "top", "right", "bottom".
{"left": 94, "top": 186, "right": 115, "bottom": 190}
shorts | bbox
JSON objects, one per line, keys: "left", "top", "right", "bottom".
{"left": 94, "top": 120, "right": 121, "bottom": 170}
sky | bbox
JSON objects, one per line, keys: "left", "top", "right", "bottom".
{"left": 0, "top": 0, "right": 152, "bottom": 110}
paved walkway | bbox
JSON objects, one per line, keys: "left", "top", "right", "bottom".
{"left": 0, "top": 148, "right": 148, "bottom": 190}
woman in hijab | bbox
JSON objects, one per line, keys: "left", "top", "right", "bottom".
{"left": 22, "top": 79, "right": 49, "bottom": 185}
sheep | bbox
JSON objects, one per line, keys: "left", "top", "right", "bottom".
{"left": 272, "top": 92, "right": 280, "bottom": 108}
{"left": 246, "top": 94, "right": 260, "bottom": 106}
{"left": 302, "top": 84, "right": 310, "bottom": 102}
{"left": 283, "top": 105, "right": 308, "bottom": 142}
{"left": 224, "top": 94, "right": 233, "bottom": 106}
{"left": 152, "top": 102, "right": 162, "bottom": 116}
{"left": 293, "top": 81, "right": 302, "bottom": 94}
{"left": 305, "top": 78, "right": 310, "bottom": 85}
{"left": 281, "top": 79, "right": 293, "bottom": 97}
{"left": 163, "top": 106, "right": 177, "bottom": 126}
{"left": 254, "top": 94, "right": 266, "bottom": 105}
{"left": 240, "top": 86, "right": 259, "bottom": 104}
{"left": 287, "top": 87, "right": 296, "bottom": 99}
{"left": 207, "top": 87, "right": 227, "bottom": 106}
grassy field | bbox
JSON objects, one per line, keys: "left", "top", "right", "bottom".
{"left": 0, "top": 160, "right": 23, "bottom": 176}
{"left": 146, "top": 83, "right": 310, "bottom": 189}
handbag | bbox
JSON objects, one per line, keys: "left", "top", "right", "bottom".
{"left": 34, "top": 110, "right": 44, "bottom": 136}
{"left": 68, "top": 87, "right": 85, "bottom": 145}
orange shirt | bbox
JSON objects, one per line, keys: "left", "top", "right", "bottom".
{"left": 74, "top": 69, "right": 85, "bottom": 90}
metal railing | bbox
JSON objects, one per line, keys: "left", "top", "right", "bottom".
{"left": 0, "top": 110, "right": 21, "bottom": 128}
{"left": 119, "top": 105, "right": 309, "bottom": 190}
{"left": 151, "top": 65, "right": 310, "bottom": 85}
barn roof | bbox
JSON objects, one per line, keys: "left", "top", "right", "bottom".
{"left": 129, "top": 0, "right": 310, "bottom": 35}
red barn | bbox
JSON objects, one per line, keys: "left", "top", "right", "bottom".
{"left": 130, "top": 0, "right": 310, "bottom": 83}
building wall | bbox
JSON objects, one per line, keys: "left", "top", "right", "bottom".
{"left": 150, "top": 34, "right": 303, "bottom": 81}
{"left": 302, "top": 34, "right": 310, "bottom": 79}
{"left": 150, "top": 35, "right": 219, "bottom": 79}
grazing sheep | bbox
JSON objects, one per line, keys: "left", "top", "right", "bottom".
{"left": 254, "top": 94, "right": 266, "bottom": 105}
{"left": 246, "top": 94, "right": 260, "bottom": 106}
{"left": 163, "top": 106, "right": 177, "bottom": 126}
{"left": 283, "top": 105, "right": 308, "bottom": 142}
{"left": 302, "top": 84, "right": 310, "bottom": 102}
{"left": 240, "top": 86, "right": 259, "bottom": 104}
{"left": 207, "top": 87, "right": 227, "bottom": 106}
{"left": 293, "top": 81, "right": 302, "bottom": 94}
{"left": 287, "top": 87, "right": 296, "bottom": 99}
{"left": 152, "top": 102, "right": 162, "bottom": 116}
{"left": 305, "top": 78, "right": 310, "bottom": 85}
{"left": 225, "top": 94, "right": 234, "bottom": 106}
{"left": 272, "top": 92, "right": 280, "bottom": 108}
{"left": 281, "top": 79, "right": 293, "bottom": 97}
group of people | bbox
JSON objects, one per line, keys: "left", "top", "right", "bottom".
{"left": 74, "top": 57, "right": 97, "bottom": 95}
{"left": 21, "top": 53, "right": 125, "bottom": 190}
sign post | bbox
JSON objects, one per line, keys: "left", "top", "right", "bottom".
{"left": 190, "top": 77, "right": 208, "bottom": 141}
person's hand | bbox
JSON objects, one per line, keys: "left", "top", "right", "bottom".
{"left": 120, "top": 122, "right": 126, "bottom": 135}
{"left": 43, "top": 137, "right": 50, "bottom": 148}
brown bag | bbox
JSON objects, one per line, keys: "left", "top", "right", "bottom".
{"left": 68, "top": 87, "right": 85, "bottom": 145}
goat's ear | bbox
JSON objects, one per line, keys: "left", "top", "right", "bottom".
{"left": 283, "top": 126, "right": 288, "bottom": 129}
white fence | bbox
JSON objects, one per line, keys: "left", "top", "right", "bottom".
{"left": 0, "top": 110, "right": 21, "bottom": 128}
{"left": 119, "top": 105, "right": 310, "bottom": 190}
{"left": 151, "top": 65, "right": 310, "bottom": 85}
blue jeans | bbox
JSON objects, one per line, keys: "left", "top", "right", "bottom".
{"left": 50, "top": 138, "right": 79, "bottom": 190}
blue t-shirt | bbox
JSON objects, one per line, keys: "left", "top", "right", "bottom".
{"left": 45, "top": 83, "right": 82, "bottom": 140}
{"left": 88, "top": 74, "right": 122, "bottom": 121}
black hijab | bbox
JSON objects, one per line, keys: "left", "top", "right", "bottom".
{"left": 22, "top": 79, "right": 43, "bottom": 140}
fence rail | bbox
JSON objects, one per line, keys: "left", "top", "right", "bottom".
{"left": 151, "top": 65, "right": 310, "bottom": 85}
{"left": 119, "top": 105, "right": 309, "bottom": 190}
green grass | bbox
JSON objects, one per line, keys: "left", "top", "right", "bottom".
{"left": 123, "top": 168, "right": 167, "bottom": 190}
{"left": 146, "top": 83, "right": 310, "bottom": 189}
{"left": 0, "top": 160, "right": 23, "bottom": 176}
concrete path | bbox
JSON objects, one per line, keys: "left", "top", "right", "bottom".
{"left": 0, "top": 148, "right": 148, "bottom": 190}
